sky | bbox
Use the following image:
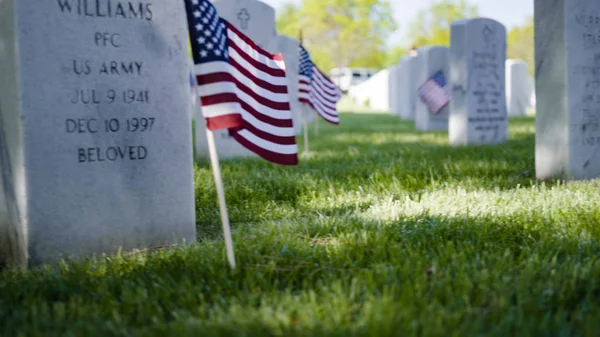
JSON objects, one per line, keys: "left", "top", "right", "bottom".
{"left": 261, "top": 0, "right": 533, "bottom": 46}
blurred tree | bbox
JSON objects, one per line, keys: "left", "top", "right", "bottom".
{"left": 408, "top": 0, "right": 478, "bottom": 48}
{"left": 385, "top": 45, "right": 407, "bottom": 67}
{"left": 276, "top": 0, "right": 397, "bottom": 71}
{"left": 507, "top": 16, "right": 534, "bottom": 77}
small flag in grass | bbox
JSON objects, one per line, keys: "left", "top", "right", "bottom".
{"left": 417, "top": 70, "right": 451, "bottom": 115}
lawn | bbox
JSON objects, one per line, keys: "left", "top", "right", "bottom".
{"left": 3, "top": 113, "right": 600, "bottom": 336}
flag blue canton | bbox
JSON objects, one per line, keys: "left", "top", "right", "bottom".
{"left": 299, "top": 45, "right": 313, "bottom": 79}
{"left": 430, "top": 70, "right": 447, "bottom": 88}
{"left": 187, "top": 0, "right": 229, "bottom": 64}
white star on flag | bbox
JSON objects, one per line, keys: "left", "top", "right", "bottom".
{"left": 193, "top": 11, "right": 200, "bottom": 18}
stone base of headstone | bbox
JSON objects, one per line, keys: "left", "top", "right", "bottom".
{"left": 415, "top": 46, "right": 450, "bottom": 131}
{"left": 449, "top": 18, "right": 508, "bottom": 145}
{"left": 535, "top": 0, "right": 600, "bottom": 180}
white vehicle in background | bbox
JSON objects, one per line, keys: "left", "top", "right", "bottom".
{"left": 329, "top": 68, "right": 376, "bottom": 93}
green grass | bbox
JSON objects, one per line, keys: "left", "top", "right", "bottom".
{"left": 3, "top": 114, "right": 600, "bottom": 336}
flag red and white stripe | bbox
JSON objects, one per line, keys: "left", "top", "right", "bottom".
{"left": 186, "top": 0, "right": 298, "bottom": 165}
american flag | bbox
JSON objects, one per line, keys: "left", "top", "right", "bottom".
{"left": 298, "top": 45, "right": 343, "bottom": 125}
{"left": 185, "top": 0, "right": 298, "bottom": 165}
{"left": 417, "top": 70, "right": 451, "bottom": 115}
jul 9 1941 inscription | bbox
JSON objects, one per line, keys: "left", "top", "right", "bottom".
{"left": 0, "top": 0, "right": 196, "bottom": 266}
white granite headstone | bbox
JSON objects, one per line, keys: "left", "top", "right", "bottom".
{"left": 212, "top": 0, "right": 275, "bottom": 49}
{"left": 535, "top": 0, "right": 600, "bottom": 180}
{"left": 505, "top": 59, "right": 534, "bottom": 116}
{"left": 196, "top": 0, "right": 277, "bottom": 160}
{"left": 268, "top": 35, "right": 305, "bottom": 135}
{"left": 348, "top": 69, "right": 390, "bottom": 112}
{"left": 397, "top": 56, "right": 417, "bottom": 120}
{"left": 449, "top": 18, "right": 508, "bottom": 145}
{"left": 414, "top": 46, "right": 450, "bottom": 131}
{"left": 389, "top": 64, "right": 401, "bottom": 115}
{"left": 0, "top": 0, "right": 196, "bottom": 266}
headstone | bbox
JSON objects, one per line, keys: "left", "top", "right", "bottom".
{"left": 535, "top": 0, "right": 600, "bottom": 180}
{"left": 348, "top": 69, "right": 390, "bottom": 112}
{"left": 388, "top": 64, "right": 401, "bottom": 115}
{"left": 0, "top": 0, "right": 196, "bottom": 266}
{"left": 414, "top": 46, "right": 450, "bottom": 131}
{"left": 449, "top": 18, "right": 508, "bottom": 145}
{"left": 267, "top": 35, "right": 307, "bottom": 135}
{"left": 505, "top": 59, "right": 534, "bottom": 116}
{"left": 212, "top": 0, "right": 276, "bottom": 49}
{"left": 195, "top": 0, "right": 277, "bottom": 160}
{"left": 397, "top": 55, "right": 418, "bottom": 120}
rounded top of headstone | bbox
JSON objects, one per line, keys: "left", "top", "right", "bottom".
{"left": 506, "top": 59, "right": 527, "bottom": 66}
{"left": 275, "top": 34, "right": 298, "bottom": 46}
{"left": 212, "top": 0, "right": 275, "bottom": 10}
{"left": 417, "top": 45, "right": 449, "bottom": 53}
{"left": 398, "top": 55, "right": 415, "bottom": 66}
{"left": 451, "top": 17, "right": 506, "bottom": 32}
{"left": 212, "top": 0, "right": 276, "bottom": 48}
{"left": 267, "top": 34, "right": 299, "bottom": 54}
{"left": 212, "top": 0, "right": 276, "bottom": 20}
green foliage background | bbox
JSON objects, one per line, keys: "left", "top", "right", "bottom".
{"left": 276, "top": 0, "right": 534, "bottom": 75}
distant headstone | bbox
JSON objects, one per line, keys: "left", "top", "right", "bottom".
{"left": 388, "top": 64, "right": 401, "bottom": 115}
{"left": 414, "top": 46, "right": 450, "bottom": 131}
{"left": 195, "top": 0, "right": 276, "bottom": 160}
{"left": 535, "top": 0, "right": 600, "bottom": 180}
{"left": 348, "top": 69, "right": 389, "bottom": 112}
{"left": 212, "top": 0, "right": 276, "bottom": 49}
{"left": 0, "top": 0, "right": 196, "bottom": 266}
{"left": 397, "top": 55, "right": 417, "bottom": 120}
{"left": 268, "top": 35, "right": 305, "bottom": 135}
{"left": 449, "top": 18, "right": 508, "bottom": 145}
{"left": 505, "top": 59, "right": 534, "bottom": 116}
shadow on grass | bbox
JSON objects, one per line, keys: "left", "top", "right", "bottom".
{"left": 3, "top": 208, "right": 600, "bottom": 336}
{"left": 195, "top": 114, "right": 540, "bottom": 229}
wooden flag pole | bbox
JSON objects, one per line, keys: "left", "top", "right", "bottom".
{"left": 206, "top": 128, "right": 236, "bottom": 269}
{"left": 299, "top": 29, "right": 309, "bottom": 157}
{"left": 302, "top": 105, "right": 309, "bottom": 157}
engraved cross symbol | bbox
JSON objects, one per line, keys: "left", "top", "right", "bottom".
{"left": 237, "top": 8, "right": 251, "bottom": 29}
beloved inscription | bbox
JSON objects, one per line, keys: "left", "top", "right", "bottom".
{"left": 57, "top": 0, "right": 157, "bottom": 163}
{"left": 468, "top": 25, "right": 506, "bottom": 142}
